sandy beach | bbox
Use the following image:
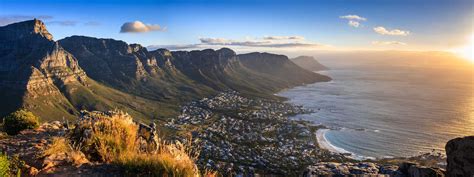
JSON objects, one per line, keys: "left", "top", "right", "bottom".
{"left": 316, "top": 129, "right": 348, "bottom": 154}
{"left": 316, "top": 129, "right": 373, "bottom": 160}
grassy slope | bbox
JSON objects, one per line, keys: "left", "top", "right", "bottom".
{"left": 23, "top": 79, "right": 179, "bottom": 123}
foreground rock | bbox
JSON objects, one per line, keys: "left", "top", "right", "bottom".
{"left": 446, "top": 136, "right": 474, "bottom": 177}
{"left": 0, "top": 122, "right": 123, "bottom": 176}
{"left": 304, "top": 162, "right": 446, "bottom": 177}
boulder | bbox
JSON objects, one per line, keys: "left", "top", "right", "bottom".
{"left": 399, "top": 162, "right": 445, "bottom": 177}
{"left": 408, "top": 165, "right": 445, "bottom": 177}
{"left": 446, "top": 136, "right": 474, "bottom": 177}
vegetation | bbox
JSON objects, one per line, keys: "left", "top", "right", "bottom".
{"left": 0, "top": 153, "right": 10, "bottom": 177}
{"left": 64, "top": 110, "right": 211, "bottom": 176}
{"left": 3, "top": 109, "right": 39, "bottom": 135}
{"left": 0, "top": 153, "right": 23, "bottom": 177}
{"left": 43, "top": 137, "right": 88, "bottom": 167}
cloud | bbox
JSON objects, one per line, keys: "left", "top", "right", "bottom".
{"left": 47, "top": 20, "right": 77, "bottom": 26}
{"left": 373, "top": 26, "right": 410, "bottom": 36}
{"left": 0, "top": 15, "right": 53, "bottom": 26}
{"left": 340, "top": 14, "right": 366, "bottom": 28}
{"left": 372, "top": 41, "right": 407, "bottom": 45}
{"left": 148, "top": 36, "right": 327, "bottom": 51}
{"left": 84, "top": 21, "right": 101, "bottom": 26}
{"left": 339, "top": 15, "right": 367, "bottom": 21}
{"left": 263, "top": 36, "right": 305, "bottom": 40}
{"left": 148, "top": 44, "right": 200, "bottom": 50}
{"left": 348, "top": 21, "right": 360, "bottom": 28}
{"left": 199, "top": 37, "right": 324, "bottom": 48}
{"left": 120, "top": 21, "right": 164, "bottom": 33}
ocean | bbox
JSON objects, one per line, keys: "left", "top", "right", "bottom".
{"left": 279, "top": 58, "right": 474, "bottom": 159}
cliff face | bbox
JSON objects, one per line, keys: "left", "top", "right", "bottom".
{"left": 0, "top": 20, "right": 87, "bottom": 119}
{"left": 59, "top": 36, "right": 154, "bottom": 84}
{"left": 239, "top": 53, "right": 331, "bottom": 86}
{"left": 446, "top": 136, "right": 474, "bottom": 177}
{"left": 0, "top": 20, "right": 86, "bottom": 89}
{"left": 59, "top": 36, "right": 214, "bottom": 101}
{"left": 60, "top": 35, "right": 330, "bottom": 101}
{"left": 291, "top": 56, "right": 329, "bottom": 71}
{"left": 0, "top": 20, "right": 172, "bottom": 121}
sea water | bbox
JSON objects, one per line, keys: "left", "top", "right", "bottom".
{"left": 279, "top": 59, "right": 474, "bottom": 158}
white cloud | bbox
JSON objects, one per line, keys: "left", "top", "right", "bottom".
{"left": 263, "top": 36, "right": 305, "bottom": 40}
{"left": 348, "top": 20, "right": 360, "bottom": 28}
{"left": 148, "top": 36, "right": 328, "bottom": 50}
{"left": 339, "top": 15, "right": 367, "bottom": 21}
{"left": 199, "top": 37, "right": 323, "bottom": 48}
{"left": 148, "top": 44, "right": 200, "bottom": 50}
{"left": 373, "top": 26, "right": 410, "bottom": 36}
{"left": 340, "top": 14, "right": 366, "bottom": 28}
{"left": 120, "top": 21, "right": 164, "bottom": 33}
{"left": 372, "top": 41, "right": 407, "bottom": 45}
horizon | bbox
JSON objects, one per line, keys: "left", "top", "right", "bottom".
{"left": 0, "top": 0, "right": 472, "bottom": 60}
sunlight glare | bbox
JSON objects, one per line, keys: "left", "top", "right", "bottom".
{"left": 453, "top": 34, "right": 474, "bottom": 62}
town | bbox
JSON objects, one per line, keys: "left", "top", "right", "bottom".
{"left": 165, "top": 91, "right": 349, "bottom": 175}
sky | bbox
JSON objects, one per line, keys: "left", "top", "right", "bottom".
{"left": 0, "top": 0, "right": 472, "bottom": 57}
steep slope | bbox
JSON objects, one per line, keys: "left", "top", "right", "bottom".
{"left": 59, "top": 36, "right": 214, "bottom": 101}
{"left": 60, "top": 35, "right": 331, "bottom": 101}
{"left": 170, "top": 49, "right": 331, "bottom": 97}
{"left": 0, "top": 20, "right": 176, "bottom": 121}
{"left": 291, "top": 56, "right": 329, "bottom": 71}
{"left": 238, "top": 53, "right": 331, "bottom": 87}
{"left": 0, "top": 19, "right": 87, "bottom": 120}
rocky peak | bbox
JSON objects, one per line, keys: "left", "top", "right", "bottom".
{"left": 32, "top": 19, "right": 53, "bottom": 41}
{"left": 216, "top": 48, "right": 236, "bottom": 57}
{"left": 0, "top": 19, "right": 86, "bottom": 94}
{"left": 150, "top": 48, "right": 172, "bottom": 57}
{"left": 0, "top": 19, "right": 53, "bottom": 41}
{"left": 129, "top": 44, "right": 147, "bottom": 53}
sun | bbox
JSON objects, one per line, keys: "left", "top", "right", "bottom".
{"left": 453, "top": 34, "right": 474, "bottom": 62}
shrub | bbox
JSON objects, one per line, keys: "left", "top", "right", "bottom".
{"left": 116, "top": 141, "right": 200, "bottom": 176}
{"left": 69, "top": 110, "right": 204, "bottom": 176}
{"left": 3, "top": 109, "right": 39, "bottom": 135}
{"left": 0, "top": 153, "right": 10, "bottom": 177}
{"left": 43, "top": 137, "right": 89, "bottom": 167}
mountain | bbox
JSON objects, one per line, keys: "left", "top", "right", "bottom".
{"left": 0, "top": 19, "right": 330, "bottom": 122}
{"left": 0, "top": 19, "right": 87, "bottom": 121}
{"left": 60, "top": 37, "right": 330, "bottom": 99}
{"left": 291, "top": 56, "right": 329, "bottom": 71}
{"left": 0, "top": 20, "right": 176, "bottom": 122}
{"left": 58, "top": 36, "right": 214, "bottom": 102}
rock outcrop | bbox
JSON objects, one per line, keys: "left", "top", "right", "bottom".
{"left": 304, "top": 162, "right": 446, "bottom": 177}
{"left": 446, "top": 136, "right": 474, "bottom": 177}
{"left": 0, "top": 19, "right": 87, "bottom": 120}
{"left": 291, "top": 56, "right": 329, "bottom": 71}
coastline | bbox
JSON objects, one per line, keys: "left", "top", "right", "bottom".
{"left": 316, "top": 128, "right": 375, "bottom": 160}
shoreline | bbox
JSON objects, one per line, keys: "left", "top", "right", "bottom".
{"left": 316, "top": 128, "right": 375, "bottom": 160}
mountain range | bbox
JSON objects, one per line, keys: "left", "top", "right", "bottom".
{"left": 291, "top": 56, "right": 329, "bottom": 71}
{"left": 0, "top": 19, "right": 330, "bottom": 122}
